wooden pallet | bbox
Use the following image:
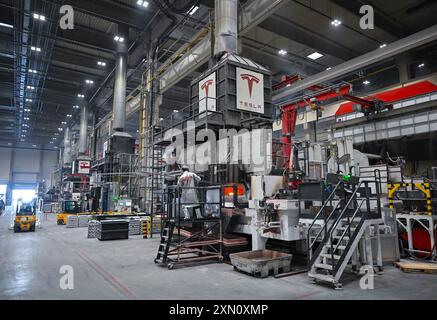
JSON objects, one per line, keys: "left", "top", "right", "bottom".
{"left": 395, "top": 260, "right": 437, "bottom": 274}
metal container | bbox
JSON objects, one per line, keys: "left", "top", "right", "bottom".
{"left": 229, "top": 249, "right": 292, "bottom": 278}
{"left": 190, "top": 53, "right": 273, "bottom": 128}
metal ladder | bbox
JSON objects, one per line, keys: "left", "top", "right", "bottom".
{"left": 307, "top": 179, "right": 383, "bottom": 289}
{"left": 154, "top": 219, "right": 175, "bottom": 264}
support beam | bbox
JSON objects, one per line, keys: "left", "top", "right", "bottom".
{"left": 273, "top": 24, "right": 437, "bottom": 104}
{"left": 259, "top": 15, "right": 358, "bottom": 61}
{"left": 330, "top": 0, "right": 411, "bottom": 38}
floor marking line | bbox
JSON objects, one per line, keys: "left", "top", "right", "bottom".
{"left": 76, "top": 251, "right": 128, "bottom": 299}
{"left": 77, "top": 250, "right": 137, "bottom": 300}
{"left": 295, "top": 291, "right": 322, "bottom": 299}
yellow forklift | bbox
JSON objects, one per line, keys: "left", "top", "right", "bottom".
{"left": 56, "top": 200, "right": 80, "bottom": 225}
{"left": 14, "top": 202, "right": 37, "bottom": 232}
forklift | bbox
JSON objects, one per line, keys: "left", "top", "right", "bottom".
{"left": 56, "top": 200, "right": 80, "bottom": 225}
{"left": 14, "top": 201, "right": 37, "bottom": 232}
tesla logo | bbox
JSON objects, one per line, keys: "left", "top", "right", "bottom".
{"left": 201, "top": 79, "right": 214, "bottom": 97}
{"left": 241, "top": 74, "right": 260, "bottom": 97}
{"left": 79, "top": 161, "right": 90, "bottom": 170}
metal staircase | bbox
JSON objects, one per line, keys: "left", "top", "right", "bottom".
{"left": 307, "top": 176, "right": 383, "bottom": 289}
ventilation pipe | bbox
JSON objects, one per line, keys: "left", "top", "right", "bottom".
{"left": 214, "top": 0, "right": 238, "bottom": 58}
{"left": 112, "top": 24, "right": 129, "bottom": 132}
{"left": 78, "top": 105, "right": 88, "bottom": 155}
{"left": 63, "top": 127, "right": 71, "bottom": 164}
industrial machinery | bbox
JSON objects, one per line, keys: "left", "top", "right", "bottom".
{"left": 56, "top": 200, "right": 81, "bottom": 225}
{"left": 14, "top": 201, "right": 37, "bottom": 232}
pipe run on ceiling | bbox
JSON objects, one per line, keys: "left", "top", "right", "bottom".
{"left": 273, "top": 24, "right": 437, "bottom": 105}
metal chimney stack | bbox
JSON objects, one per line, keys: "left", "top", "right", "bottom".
{"left": 214, "top": 0, "right": 238, "bottom": 57}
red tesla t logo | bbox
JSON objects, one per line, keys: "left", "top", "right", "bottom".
{"left": 241, "top": 74, "right": 260, "bottom": 97}
{"left": 201, "top": 79, "right": 214, "bottom": 97}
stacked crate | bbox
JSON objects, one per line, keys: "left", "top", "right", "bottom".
{"left": 66, "top": 215, "right": 79, "bottom": 228}
{"left": 87, "top": 220, "right": 100, "bottom": 238}
{"left": 128, "top": 218, "right": 142, "bottom": 235}
{"left": 78, "top": 215, "right": 91, "bottom": 228}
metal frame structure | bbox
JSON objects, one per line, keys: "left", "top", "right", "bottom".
{"left": 155, "top": 185, "right": 223, "bottom": 269}
{"left": 388, "top": 182, "right": 433, "bottom": 216}
{"left": 396, "top": 214, "right": 437, "bottom": 260}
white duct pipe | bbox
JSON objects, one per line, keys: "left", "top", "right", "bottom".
{"left": 78, "top": 105, "right": 88, "bottom": 155}
{"left": 112, "top": 25, "right": 129, "bottom": 131}
{"left": 63, "top": 127, "right": 71, "bottom": 164}
{"left": 215, "top": 0, "right": 238, "bottom": 56}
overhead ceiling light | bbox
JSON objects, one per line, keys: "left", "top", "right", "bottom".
{"left": 50, "top": 141, "right": 54, "bottom": 144}
{"left": 58, "top": 127, "right": 63, "bottom": 131}
{"left": 77, "top": 94, "right": 85, "bottom": 98}
{"left": 26, "top": 99, "right": 33, "bottom": 102}
{"left": 137, "top": 0, "right": 149, "bottom": 7}
{"left": 33, "top": 13, "right": 46, "bottom": 21}
{"left": 278, "top": 49, "right": 287, "bottom": 56}
{"left": 363, "top": 80, "right": 370, "bottom": 85}
{"left": 85, "top": 79, "right": 94, "bottom": 84}
{"left": 27, "top": 86, "right": 35, "bottom": 90}
{"left": 23, "top": 124, "right": 29, "bottom": 127}
{"left": 7, "top": 142, "right": 12, "bottom": 146}
{"left": 28, "top": 69, "right": 37, "bottom": 74}
{"left": 61, "top": 121, "right": 67, "bottom": 125}
{"left": 31, "top": 46, "right": 41, "bottom": 52}
{"left": 66, "top": 114, "right": 72, "bottom": 118}
{"left": 307, "top": 52, "right": 324, "bottom": 60}
{"left": 379, "top": 43, "right": 387, "bottom": 48}
{"left": 331, "top": 19, "right": 342, "bottom": 27}
{"left": 24, "top": 117, "right": 29, "bottom": 120}
{"left": 97, "top": 61, "right": 106, "bottom": 67}
{"left": 0, "top": 22, "right": 14, "bottom": 29}
{"left": 114, "top": 35, "right": 124, "bottom": 43}
{"left": 54, "top": 133, "right": 59, "bottom": 136}
{"left": 188, "top": 5, "right": 199, "bottom": 15}
{"left": 32, "top": 145, "right": 37, "bottom": 147}
{"left": 24, "top": 108, "right": 30, "bottom": 112}
{"left": 73, "top": 105, "right": 80, "bottom": 109}
{"left": 20, "top": 139, "right": 25, "bottom": 142}
{"left": 173, "top": 110, "right": 179, "bottom": 113}
{"left": 326, "top": 67, "right": 332, "bottom": 70}
{"left": 418, "top": 63, "right": 425, "bottom": 68}
{"left": 159, "top": 118, "right": 164, "bottom": 121}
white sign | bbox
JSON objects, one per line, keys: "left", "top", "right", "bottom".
{"left": 198, "top": 72, "right": 216, "bottom": 116}
{"left": 78, "top": 160, "right": 90, "bottom": 174}
{"left": 236, "top": 67, "right": 264, "bottom": 114}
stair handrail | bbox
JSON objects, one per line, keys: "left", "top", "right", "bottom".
{"left": 328, "top": 181, "right": 365, "bottom": 241}
{"left": 308, "top": 180, "right": 367, "bottom": 268}
{"left": 328, "top": 180, "right": 373, "bottom": 273}
{"left": 331, "top": 198, "right": 366, "bottom": 254}
{"left": 307, "top": 180, "right": 342, "bottom": 248}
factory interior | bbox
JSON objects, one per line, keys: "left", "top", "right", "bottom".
{"left": 1, "top": 0, "right": 437, "bottom": 302}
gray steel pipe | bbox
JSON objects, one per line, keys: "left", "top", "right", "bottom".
{"left": 215, "top": 0, "right": 238, "bottom": 56}
{"left": 78, "top": 105, "right": 88, "bottom": 155}
{"left": 112, "top": 25, "right": 129, "bottom": 131}
{"left": 273, "top": 24, "right": 437, "bottom": 104}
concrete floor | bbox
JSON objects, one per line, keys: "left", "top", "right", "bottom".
{"left": 1, "top": 208, "right": 437, "bottom": 300}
